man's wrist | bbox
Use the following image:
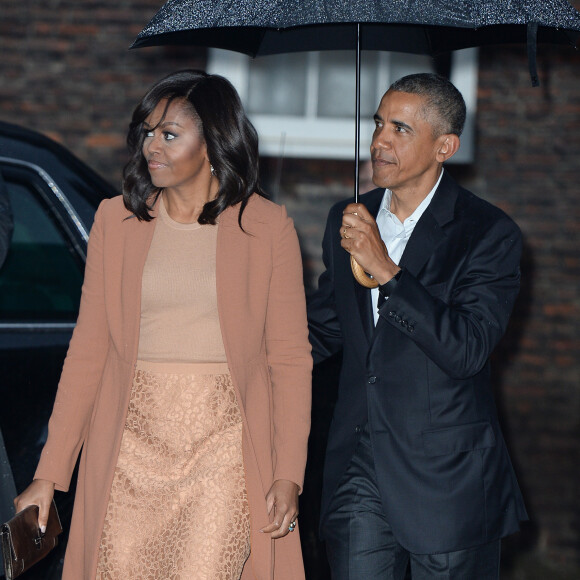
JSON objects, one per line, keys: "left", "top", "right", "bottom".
{"left": 378, "top": 269, "right": 402, "bottom": 299}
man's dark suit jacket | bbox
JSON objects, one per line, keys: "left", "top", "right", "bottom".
{"left": 308, "top": 171, "right": 528, "bottom": 555}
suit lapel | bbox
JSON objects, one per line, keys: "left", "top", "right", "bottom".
{"left": 398, "top": 211, "right": 444, "bottom": 275}
{"left": 352, "top": 189, "right": 384, "bottom": 343}
{"left": 399, "top": 171, "right": 458, "bottom": 277}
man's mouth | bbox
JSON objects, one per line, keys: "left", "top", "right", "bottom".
{"left": 372, "top": 157, "right": 395, "bottom": 166}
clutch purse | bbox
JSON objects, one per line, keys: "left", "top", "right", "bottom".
{"left": 1, "top": 500, "right": 62, "bottom": 580}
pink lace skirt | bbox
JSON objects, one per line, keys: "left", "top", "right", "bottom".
{"left": 96, "top": 361, "right": 250, "bottom": 579}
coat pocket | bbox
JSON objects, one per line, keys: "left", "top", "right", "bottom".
{"left": 422, "top": 421, "right": 496, "bottom": 457}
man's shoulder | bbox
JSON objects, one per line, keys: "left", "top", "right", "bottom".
{"left": 439, "top": 173, "right": 520, "bottom": 235}
{"left": 454, "top": 186, "right": 520, "bottom": 234}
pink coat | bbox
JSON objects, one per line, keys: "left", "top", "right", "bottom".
{"left": 35, "top": 194, "right": 312, "bottom": 580}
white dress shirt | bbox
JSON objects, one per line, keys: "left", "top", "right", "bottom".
{"left": 371, "top": 170, "right": 444, "bottom": 325}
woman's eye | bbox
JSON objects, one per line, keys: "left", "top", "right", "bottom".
{"left": 164, "top": 132, "right": 176, "bottom": 141}
{"left": 144, "top": 129, "right": 154, "bottom": 138}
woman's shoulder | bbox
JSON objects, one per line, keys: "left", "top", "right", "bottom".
{"left": 96, "top": 195, "right": 133, "bottom": 220}
{"left": 93, "top": 195, "right": 148, "bottom": 235}
{"left": 238, "top": 193, "right": 288, "bottom": 224}
{"left": 220, "top": 194, "right": 294, "bottom": 241}
{"left": 91, "top": 196, "right": 149, "bottom": 244}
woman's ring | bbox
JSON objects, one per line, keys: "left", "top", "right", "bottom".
{"left": 288, "top": 520, "right": 296, "bottom": 532}
{"left": 343, "top": 227, "right": 350, "bottom": 239}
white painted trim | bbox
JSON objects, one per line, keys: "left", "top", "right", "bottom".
{"left": 208, "top": 48, "right": 478, "bottom": 163}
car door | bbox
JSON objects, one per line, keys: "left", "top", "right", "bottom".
{"left": 0, "top": 160, "right": 92, "bottom": 579}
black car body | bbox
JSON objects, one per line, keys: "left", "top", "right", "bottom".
{"left": 0, "top": 121, "right": 118, "bottom": 578}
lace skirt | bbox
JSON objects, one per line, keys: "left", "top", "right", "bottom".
{"left": 96, "top": 361, "right": 250, "bottom": 580}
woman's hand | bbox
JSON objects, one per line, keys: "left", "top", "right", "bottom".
{"left": 14, "top": 479, "right": 55, "bottom": 533}
{"left": 260, "top": 479, "right": 300, "bottom": 539}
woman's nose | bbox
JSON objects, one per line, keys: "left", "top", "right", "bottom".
{"left": 145, "top": 133, "right": 160, "bottom": 154}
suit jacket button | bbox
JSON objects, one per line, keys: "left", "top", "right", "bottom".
{"left": 368, "top": 376, "right": 377, "bottom": 384}
{"left": 388, "top": 311, "right": 395, "bottom": 317}
{"left": 354, "top": 425, "right": 361, "bottom": 433}
{"left": 408, "top": 325, "right": 415, "bottom": 333}
{"left": 395, "top": 315, "right": 402, "bottom": 323}
{"left": 402, "top": 320, "right": 408, "bottom": 328}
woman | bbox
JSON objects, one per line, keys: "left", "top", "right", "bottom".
{"left": 15, "top": 70, "right": 312, "bottom": 580}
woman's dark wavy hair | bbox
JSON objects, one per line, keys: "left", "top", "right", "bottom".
{"left": 123, "top": 70, "right": 266, "bottom": 227}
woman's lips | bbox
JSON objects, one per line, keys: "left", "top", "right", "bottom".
{"left": 147, "top": 159, "right": 166, "bottom": 170}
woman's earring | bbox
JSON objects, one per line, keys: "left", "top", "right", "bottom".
{"left": 210, "top": 164, "right": 215, "bottom": 175}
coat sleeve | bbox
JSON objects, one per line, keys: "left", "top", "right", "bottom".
{"left": 265, "top": 205, "right": 312, "bottom": 490}
{"left": 307, "top": 203, "right": 344, "bottom": 365}
{"left": 380, "top": 215, "right": 522, "bottom": 379}
{"left": 35, "top": 199, "right": 112, "bottom": 491}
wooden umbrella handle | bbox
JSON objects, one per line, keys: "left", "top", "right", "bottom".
{"left": 350, "top": 255, "right": 379, "bottom": 288}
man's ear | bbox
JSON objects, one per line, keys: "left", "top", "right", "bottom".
{"left": 436, "top": 134, "right": 460, "bottom": 162}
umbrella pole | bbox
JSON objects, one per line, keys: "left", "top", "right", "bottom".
{"left": 351, "top": 23, "right": 379, "bottom": 289}
{"left": 354, "top": 23, "right": 361, "bottom": 205}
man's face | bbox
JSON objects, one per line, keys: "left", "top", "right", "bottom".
{"left": 370, "top": 90, "right": 447, "bottom": 196}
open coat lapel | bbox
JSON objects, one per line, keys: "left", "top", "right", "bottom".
{"left": 352, "top": 189, "right": 384, "bottom": 343}
{"left": 399, "top": 171, "right": 458, "bottom": 277}
{"left": 118, "top": 205, "right": 158, "bottom": 363}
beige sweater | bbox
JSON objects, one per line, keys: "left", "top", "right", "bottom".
{"left": 138, "top": 197, "right": 226, "bottom": 363}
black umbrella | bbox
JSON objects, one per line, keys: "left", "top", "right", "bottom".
{"left": 133, "top": 0, "right": 580, "bottom": 57}
{"left": 132, "top": 0, "right": 580, "bottom": 286}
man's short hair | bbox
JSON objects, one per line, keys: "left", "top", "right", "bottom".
{"left": 389, "top": 73, "right": 466, "bottom": 137}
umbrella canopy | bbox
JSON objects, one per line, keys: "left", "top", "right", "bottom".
{"left": 132, "top": 0, "right": 580, "bottom": 176}
{"left": 132, "top": 0, "right": 580, "bottom": 58}
{"left": 132, "top": 0, "right": 580, "bottom": 287}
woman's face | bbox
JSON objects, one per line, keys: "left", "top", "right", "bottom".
{"left": 142, "top": 98, "right": 210, "bottom": 193}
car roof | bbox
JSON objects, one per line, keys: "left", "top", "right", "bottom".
{"left": 0, "top": 121, "right": 119, "bottom": 215}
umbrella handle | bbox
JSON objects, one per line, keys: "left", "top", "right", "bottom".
{"left": 350, "top": 255, "right": 379, "bottom": 288}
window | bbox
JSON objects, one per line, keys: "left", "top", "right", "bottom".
{"left": 208, "top": 48, "right": 477, "bottom": 163}
{"left": 0, "top": 168, "right": 84, "bottom": 321}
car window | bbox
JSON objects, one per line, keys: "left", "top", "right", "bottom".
{"left": 0, "top": 174, "right": 84, "bottom": 321}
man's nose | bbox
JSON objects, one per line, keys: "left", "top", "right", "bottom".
{"left": 372, "top": 128, "right": 391, "bottom": 150}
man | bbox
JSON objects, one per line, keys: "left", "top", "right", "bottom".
{"left": 308, "top": 73, "right": 528, "bottom": 579}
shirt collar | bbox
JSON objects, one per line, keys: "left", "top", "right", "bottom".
{"left": 378, "top": 168, "right": 445, "bottom": 226}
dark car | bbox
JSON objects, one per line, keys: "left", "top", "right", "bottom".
{"left": 0, "top": 121, "right": 118, "bottom": 579}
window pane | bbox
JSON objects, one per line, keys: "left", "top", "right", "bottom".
{"left": 0, "top": 178, "right": 83, "bottom": 321}
{"left": 207, "top": 47, "right": 477, "bottom": 161}
{"left": 247, "top": 53, "right": 308, "bottom": 116}
{"left": 318, "top": 51, "right": 380, "bottom": 118}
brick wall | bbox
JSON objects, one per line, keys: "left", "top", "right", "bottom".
{"left": 1, "top": 0, "right": 579, "bottom": 574}
{"left": 476, "top": 37, "right": 580, "bottom": 569}
{"left": 0, "top": 0, "right": 206, "bottom": 190}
